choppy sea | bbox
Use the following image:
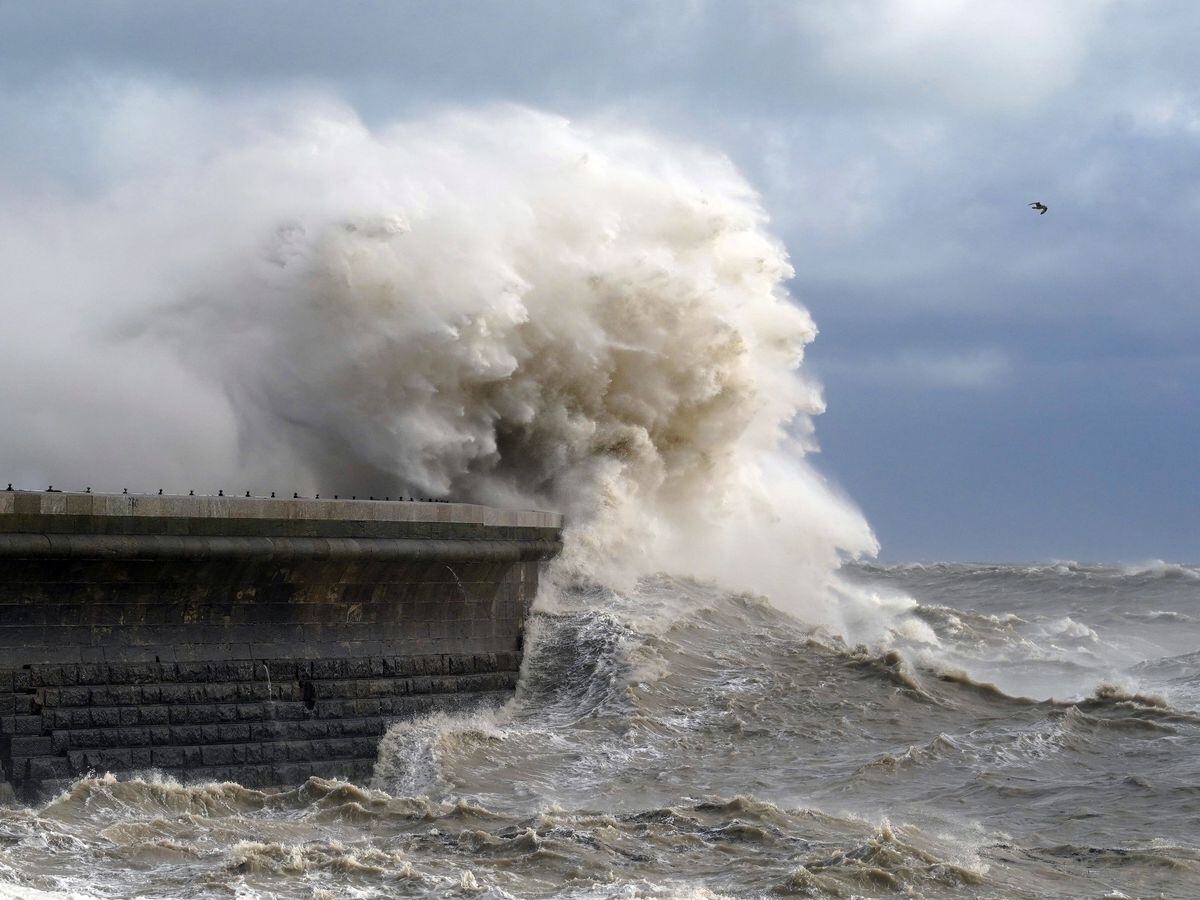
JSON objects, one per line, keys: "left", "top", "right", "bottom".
{"left": 2, "top": 561, "right": 1198, "bottom": 899}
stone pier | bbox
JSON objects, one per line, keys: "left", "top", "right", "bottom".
{"left": 0, "top": 490, "right": 562, "bottom": 799}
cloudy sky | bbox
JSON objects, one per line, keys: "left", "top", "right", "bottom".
{"left": 1, "top": 1, "right": 1196, "bottom": 562}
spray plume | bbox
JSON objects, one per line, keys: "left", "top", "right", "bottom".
{"left": 0, "top": 90, "right": 875, "bottom": 619}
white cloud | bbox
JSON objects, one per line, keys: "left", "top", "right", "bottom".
{"left": 1127, "top": 92, "right": 1200, "bottom": 136}
{"left": 794, "top": 0, "right": 1105, "bottom": 112}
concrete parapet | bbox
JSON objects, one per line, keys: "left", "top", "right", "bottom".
{"left": 0, "top": 490, "right": 563, "bottom": 530}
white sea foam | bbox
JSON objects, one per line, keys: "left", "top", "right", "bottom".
{"left": 372, "top": 708, "right": 511, "bottom": 796}
{"left": 1043, "top": 617, "right": 1101, "bottom": 642}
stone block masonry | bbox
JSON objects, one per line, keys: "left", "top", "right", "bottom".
{"left": 0, "top": 491, "right": 562, "bottom": 798}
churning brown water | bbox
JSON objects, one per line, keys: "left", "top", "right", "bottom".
{"left": 1, "top": 562, "right": 1198, "bottom": 898}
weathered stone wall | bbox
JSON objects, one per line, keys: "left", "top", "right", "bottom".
{"left": 0, "top": 491, "right": 562, "bottom": 798}
{"left": 2, "top": 652, "right": 519, "bottom": 797}
{"left": 0, "top": 544, "right": 550, "bottom": 665}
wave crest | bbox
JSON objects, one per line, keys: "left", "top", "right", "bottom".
{"left": 95, "top": 102, "right": 877, "bottom": 610}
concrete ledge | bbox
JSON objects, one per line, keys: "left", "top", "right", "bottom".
{"left": 0, "top": 491, "right": 562, "bottom": 529}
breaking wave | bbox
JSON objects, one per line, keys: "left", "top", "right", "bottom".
{"left": 0, "top": 89, "right": 876, "bottom": 616}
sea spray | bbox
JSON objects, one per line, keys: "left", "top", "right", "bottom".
{"left": 2, "top": 89, "right": 885, "bottom": 625}
{"left": 122, "top": 102, "right": 876, "bottom": 618}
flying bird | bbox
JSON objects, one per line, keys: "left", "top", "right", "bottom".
{"left": 1029, "top": 201, "right": 1048, "bottom": 215}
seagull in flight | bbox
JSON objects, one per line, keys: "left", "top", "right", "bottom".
{"left": 1029, "top": 201, "right": 1048, "bottom": 215}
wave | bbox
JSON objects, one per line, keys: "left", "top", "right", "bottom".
{"left": 1056, "top": 705, "right": 1179, "bottom": 735}
{"left": 929, "top": 668, "right": 1040, "bottom": 705}
{"left": 40, "top": 771, "right": 277, "bottom": 821}
{"left": 903, "top": 660, "right": 1200, "bottom": 723}
{"left": 1067, "top": 684, "right": 1200, "bottom": 725}
{"left": 833, "top": 634, "right": 1200, "bottom": 723}
{"left": 38, "top": 772, "right": 431, "bottom": 823}
{"left": 372, "top": 709, "right": 510, "bottom": 797}
{"left": 844, "top": 647, "right": 937, "bottom": 700}
{"left": 18, "top": 782, "right": 1001, "bottom": 898}
{"left": 852, "top": 734, "right": 964, "bottom": 775}
{"left": 855, "top": 559, "right": 1200, "bottom": 582}
{"left": 1130, "top": 649, "right": 1200, "bottom": 695}
{"left": 1086, "top": 683, "right": 1171, "bottom": 710}
{"left": 1122, "top": 609, "right": 1193, "bottom": 623}
{"left": 773, "top": 819, "right": 986, "bottom": 895}
{"left": 2, "top": 88, "right": 877, "bottom": 619}
{"left": 1120, "top": 560, "right": 1200, "bottom": 580}
{"left": 1033, "top": 843, "right": 1200, "bottom": 874}
{"left": 225, "top": 839, "right": 416, "bottom": 879}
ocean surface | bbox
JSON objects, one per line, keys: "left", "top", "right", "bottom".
{"left": 2, "top": 561, "right": 1198, "bottom": 899}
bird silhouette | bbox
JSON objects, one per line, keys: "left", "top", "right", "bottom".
{"left": 1029, "top": 201, "right": 1048, "bottom": 215}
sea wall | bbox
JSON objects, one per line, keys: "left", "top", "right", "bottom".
{"left": 0, "top": 491, "right": 562, "bottom": 798}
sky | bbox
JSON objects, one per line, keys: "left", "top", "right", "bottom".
{"left": 0, "top": 1, "right": 1196, "bottom": 563}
